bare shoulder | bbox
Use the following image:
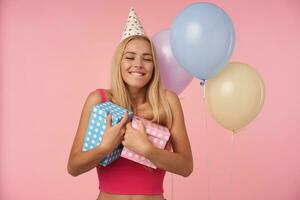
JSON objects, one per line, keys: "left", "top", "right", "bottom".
{"left": 164, "top": 89, "right": 185, "bottom": 130}
{"left": 165, "top": 89, "right": 181, "bottom": 109}
{"left": 86, "top": 89, "right": 112, "bottom": 105}
{"left": 86, "top": 90, "right": 101, "bottom": 104}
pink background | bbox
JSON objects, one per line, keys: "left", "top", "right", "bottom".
{"left": 1, "top": 0, "right": 300, "bottom": 199}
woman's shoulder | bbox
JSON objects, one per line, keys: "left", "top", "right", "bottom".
{"left": 164, "top": 89, "right": 180, "bottom": 105}
{"left": 85, "top": 88, "right": 113, "bottom": 105}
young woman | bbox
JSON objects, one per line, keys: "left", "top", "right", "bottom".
{"left": 67, "top": 35, "right": 193, "bottom": 200}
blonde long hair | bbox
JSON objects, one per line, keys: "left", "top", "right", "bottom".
{"left": 110, "top": 35, "right": 173, "bottom": 129}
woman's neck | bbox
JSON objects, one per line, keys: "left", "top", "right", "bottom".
{"left": 127, "top": 86, "right": 147, "bottom": 107}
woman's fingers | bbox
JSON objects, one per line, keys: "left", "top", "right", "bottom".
{"left": 126, "top": 122, "right": 132, "bottom": 130}
{"left": 120, "top": 127, "right": 126, "bottom": 135}
{"left": 118, "top": 111, "right": 128, "bottom": 127}
{"left": 105, "top": 113, "right": 112, "bottom": 129}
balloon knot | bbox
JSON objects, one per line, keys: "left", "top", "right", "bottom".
{"left": 200, "top": 79, "right": 206, "bottom": 87}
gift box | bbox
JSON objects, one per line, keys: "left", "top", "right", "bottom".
{"left": 121, "top": 116, "right": 171, "bottom": 168}
{"left": 82, "top": 101, "right": 133, "bottom": 166}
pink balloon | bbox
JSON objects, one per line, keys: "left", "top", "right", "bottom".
{"left": 152, "top": 29, "right": 193, "bottom": 95}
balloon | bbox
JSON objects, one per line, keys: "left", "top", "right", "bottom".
{"left": 205, "top": 62, "right": 265, "bottom": 132}
{"left": 152, "top": 29, "right": 193, "bottom": 95}
{"left": 171, "top": 2, "right": 235, "bottom": 80}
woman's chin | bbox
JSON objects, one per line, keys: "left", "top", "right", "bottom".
{"left": 125, "top": 82, "right": 148, "bottom": 90}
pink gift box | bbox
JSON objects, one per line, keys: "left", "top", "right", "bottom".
{"left": 121, "top": 116, "right": 171, "bottom": 168}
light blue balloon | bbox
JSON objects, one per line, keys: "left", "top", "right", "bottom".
{"left": 171, "top": 3, "right": 235, "bottom": 80}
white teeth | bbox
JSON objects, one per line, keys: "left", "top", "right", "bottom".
{"left": 130, "top": 72, "right": 144, "bottom": 76}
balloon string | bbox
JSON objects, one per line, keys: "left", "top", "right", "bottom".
{"left": 228, "top": 131, "right": 235, "bottom": 200}
{"left": 203, "top": 95, "right": 211, "bottom": 200}
{"left": 203, "top": 84, "right": 206, "bottom": 100}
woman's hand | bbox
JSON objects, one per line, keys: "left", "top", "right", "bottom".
{"left": 122, "top": 120, "right": 153, "bottom": 156}
{"left": 100, "top": 112, "right": 128, "bottom": 154}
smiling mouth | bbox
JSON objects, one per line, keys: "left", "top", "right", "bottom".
{"left": 129, "top": 72, "right": 146, "bottom": 76}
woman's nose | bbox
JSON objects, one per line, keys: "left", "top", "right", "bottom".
{"left": 133, "top": 57, "right": 143, "bottom": 68}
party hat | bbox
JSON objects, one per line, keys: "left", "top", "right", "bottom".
{"left": 121, "top": 7, "right": 146, "bottom": 41}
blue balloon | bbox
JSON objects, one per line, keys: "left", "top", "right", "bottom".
{"left": 171, "top": 3, "right": 235, "bottom": 80}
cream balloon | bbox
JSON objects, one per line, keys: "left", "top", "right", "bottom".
{"left": 205, "top": 62, "right": 265, "bottom": 132}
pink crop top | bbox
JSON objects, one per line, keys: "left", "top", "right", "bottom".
{"left": 96, "top": 89, "right": 166, "bottom": 195}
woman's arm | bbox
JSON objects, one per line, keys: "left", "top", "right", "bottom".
{"left": 145, "top": 90, "right": 193, "bottom": 177}
{"left": 67, "top": 90, "right": 109, "bottom": 177}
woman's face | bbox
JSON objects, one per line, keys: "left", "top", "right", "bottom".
{"left": 121, "top": 38, "right": 154, "bottom": 89}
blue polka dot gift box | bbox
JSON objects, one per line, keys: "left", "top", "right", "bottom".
{"left": 82, "top": 101, "right": 133, "bottom": 167}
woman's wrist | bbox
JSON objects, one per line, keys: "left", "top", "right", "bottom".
{"left": 142, "top": 143, "right": 156, "bottom": 159}
{"left": 97, "top": 143, "right": 111, "bottom": 157}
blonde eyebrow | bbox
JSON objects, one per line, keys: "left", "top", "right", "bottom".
{"left": 124, "top": 51, "right": 136, "bottom": 55}
{"left": 143, "top": 53, "right": 153, "bottom": 56}
{"left": 124, "top": 51, "right": 152, "bottom": 56}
